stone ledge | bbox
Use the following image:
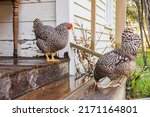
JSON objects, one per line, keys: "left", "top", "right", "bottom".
{"left": 0, "top": 57, "right": 69, "bottom": 100}
{"left": 16, "top": 77, "right": 70, "bottom": 100}
{"left": 62, "top": 76, "right": 127, "bottom": 100}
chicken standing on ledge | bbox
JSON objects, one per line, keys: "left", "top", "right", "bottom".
{"left": 94, "top": 28, "right": 141, "bottom": 89}
{"left": 33, "top": 18, "right": 73, "bottom": 62}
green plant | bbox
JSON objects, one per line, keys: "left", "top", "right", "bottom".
{"left": 136, "top": 49, "right": 150, "bottom": 67}
{"left": 126, "top": 69, "right": 150, "bottom": 99}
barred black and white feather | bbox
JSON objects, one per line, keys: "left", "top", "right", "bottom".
{"left": 33, "top": 18, "right": 72, "bottom": 54}
{"left": 94, "top": 28, "right": 141, "bottom": 82}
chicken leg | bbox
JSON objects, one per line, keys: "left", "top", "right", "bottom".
{"left": 45, "top": 53, "right": 59, "bottom": 62}
{"left": 100, "top": 74, "right": 124, "bottom": 89}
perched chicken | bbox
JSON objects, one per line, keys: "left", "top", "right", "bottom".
{"left": 33, "top": 18, "right": 73, "bottom": 62}
{"left": 94, "top": 28, "right": 141, "bottom": 89}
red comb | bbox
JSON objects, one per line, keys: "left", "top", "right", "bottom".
{"left": 67, "top": 24, "right": 73, "bottom": 30}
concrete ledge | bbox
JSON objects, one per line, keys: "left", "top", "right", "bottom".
{"left": 16, "top": 77, "right": 70, "bottom": 100}
{"left": 63, "top": 76, "right": 127, "bottom": 100}
{"left": 0, "top": 58, "right": 69, "bottom": 100}
{"left": 111, "top": 76, "right": 127, "bottom": 100}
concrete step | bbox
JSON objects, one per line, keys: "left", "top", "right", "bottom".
{"left": 15, "top": 75, "right": 127, "bottom": 100}
{"left": 0, "top": 57, "right": 69, "bottom": 99}
{"left": 16, "top": 77, "right": 70, "bottom": 100}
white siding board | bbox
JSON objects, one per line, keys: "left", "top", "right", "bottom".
{"left": 0, "top": 40, "right": 43, "bottom": 57}
{"left": 96, "top": 47, "right": 113, "bottom": 54}
{"left": 0, "top": 41, "right": 13, "bottom": 56}
{"left": 96, "top": 6, "right": 105, "bottom": 18}
{"left": 73, "top": 28, "right": 90, "bottom": 36}
{"left": 96, "top": 41, "right": 112, "bottom": 48}
{"left": 96, "top": 4, "right": 105, "bottom": 13}
{"left": 19, "top": 2, "right": 56, "bottom": 22}
{"left": 96, "top": 16, "right": 105, "bottom": 26}
{"left": 99, "top": 0, "right": 105, "bottom": 5}
{"left": 0, "top": 21, "right": 56, "bottom": 40}
{"left": 73, "top": 0, "right": 91, "bottom": 45}
{"left": 74, "top": 17, "right": 91, "bottom": 30}
{"left": 95, "top": 0, "right": 116, "bottom": 54}
{"left": 0, "top": 23, "right": 13, "bottom": 40}
{"left": 96, "top": 32, "right": 110, "bottom": 39}
{"left": 97, "top": 0, "right": 106, "bottom": 10}
{"left": 95, "top": 25, "right": 106, "bottom": 33}
{"left": 95, "top": 27, "right": 111, "bottom": 35}
{"left": 74, "top": 4, "right": 91, "bottom": 21}
{"left": 18, "top": 40, "right": 43, "bottom": 57}
{"left": 74, "top": 1, "right": 91, "bottom": 12}
{"left": 74, "top": 0, "right": 91, "bottom": 10}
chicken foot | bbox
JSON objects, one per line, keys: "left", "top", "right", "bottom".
{"left": 45, "top": 53, "right": 59, "bottom": 62}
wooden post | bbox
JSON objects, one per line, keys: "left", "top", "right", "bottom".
{"left": 91, "top": 0, "right": 96, "bottom": 51}
{"left": 12, "top": 0, "right": 19, "bottom": 58}
{"left": 115, "top": 0, "right": 126, "bottom": 48}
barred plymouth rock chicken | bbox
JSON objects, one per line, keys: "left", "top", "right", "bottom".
{"left": 94, "top": 28, "right": 141, "bottom": 89}
{"left": 33, "top": 18, "right": 73, "bottom": 62}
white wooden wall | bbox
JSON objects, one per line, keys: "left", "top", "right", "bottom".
{"left": 72, "top": 0, "right": 116, "bottom": 74}
{"left": 0, "top": 0, "right": 116, "bottom": 75}
{"left": 0, "top": 0, "right": 116, "bottom": 57}
{"left": 95, "top": 0, "right": 116, "bottom": 54}
{"left": 73, "top": 0, "right": 91, "bottom": 43}
{"left": 73, "top": 0, "right": 116, "bottom": 54}
{"left": 0, "top": 0, "right": 56, "bottom": 57}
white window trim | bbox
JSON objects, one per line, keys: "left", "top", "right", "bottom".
{"left": 56, "top": 0, "right": 76, "bottom": 75}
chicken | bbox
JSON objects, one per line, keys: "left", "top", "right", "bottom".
{"left": 33, "top": 18, "right": 73, "bottom": 62}
{"left": 94, "top": 28, "right": 141, "bottom": 89}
